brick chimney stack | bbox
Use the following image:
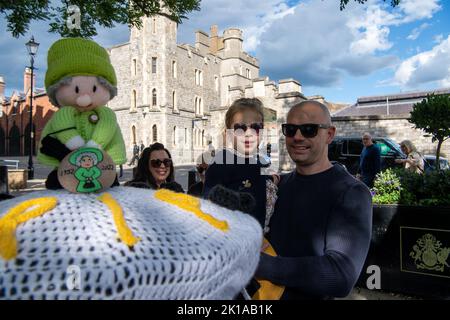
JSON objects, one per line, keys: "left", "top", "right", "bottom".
{"left": 0, "top": 76, "right": 5, "bottom": 101}
{"left": 23, "top": 67, "right": 35, "bottom": 94}
{"left": 210, "top": 25, "right": 219, "bottom": 54}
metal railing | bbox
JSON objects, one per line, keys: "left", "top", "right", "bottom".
{"left": 0, "top": 159, "right": 20, "bottom": 170}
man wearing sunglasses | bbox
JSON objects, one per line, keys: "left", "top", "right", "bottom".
{"left": 255, "top": 100, "right": 372, "bottom": 300}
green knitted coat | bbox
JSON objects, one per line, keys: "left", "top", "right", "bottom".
{"left": 37, "top": 106, "right": 126, "bottom": 167}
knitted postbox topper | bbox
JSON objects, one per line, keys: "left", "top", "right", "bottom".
{"left": 0, "top": 187, "right": 262, "bottom": 299}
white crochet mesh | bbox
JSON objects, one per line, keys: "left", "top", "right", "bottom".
{"left": 0, "top": 187, "right": 262, "bottom": 300}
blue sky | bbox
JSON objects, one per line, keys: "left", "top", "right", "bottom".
{"left": 1, "top": 0, "right": 449, "bottom": 104}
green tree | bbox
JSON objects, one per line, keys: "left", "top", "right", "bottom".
{"left": 1, "top": 0, "right": 201, "bottom": 38}
{"left": 409, "top": 94, "right": 450, "bottom": 171}
{"left": 339, "top": 0, "right": 400, "bottom": 10}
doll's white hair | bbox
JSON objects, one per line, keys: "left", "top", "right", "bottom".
{"left": 46, "top": 76, "right": 117, "bottom": 107}
{"left": 75, "top": 152, "right": 99, "bottom": 166}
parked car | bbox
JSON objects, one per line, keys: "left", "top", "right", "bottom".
{"left": 423, "top": 155, "right": 450, "bottom": 172}
{"left": 328, "top": 137, "right": 406, "bottom": 175}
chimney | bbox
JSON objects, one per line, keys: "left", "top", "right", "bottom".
{"left": 0, "top": 76, "right": 5, "bottom": 100}
{"left": 23, "top": 67, "right": 35, "bottom": 94}
{"left": 195, "top": 30, "right": 210, "bottom": 55}
{"left": 210, "top": 25, "right": 219, "bottom": 54}
{"left": 279, "top": 79, "right": 302, "bottom": 94}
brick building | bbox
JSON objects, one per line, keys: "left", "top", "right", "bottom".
{"left": 332, "top": 88, "right": 450, "bottom": 157}
{"left": 0, "top": 69, "right": 57, "bottom": 156}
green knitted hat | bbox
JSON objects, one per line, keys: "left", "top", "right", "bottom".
{"left": 45, "top": 38, "right": 117, "bottom": 90}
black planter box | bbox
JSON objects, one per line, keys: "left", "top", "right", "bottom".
{"left": 358, "top": 204, "right": 450, "bottom": 298}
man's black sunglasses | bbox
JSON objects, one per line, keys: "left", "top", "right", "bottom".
{"left": 282, "top": 123, "right": 331, "bottom": 138}
{"left": 233, "top": 122, "right": 264, "bottom": 135}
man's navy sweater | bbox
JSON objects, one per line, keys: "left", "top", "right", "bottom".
{"left": 256, "top": 164, "right": 372, "bottom": 299}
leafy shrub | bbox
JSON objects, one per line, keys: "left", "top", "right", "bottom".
{"left": 372, "top": 169, "right": 402, "bottom": 205}
{"left": 371, "top": 168, "right": 450, "bottom": 207}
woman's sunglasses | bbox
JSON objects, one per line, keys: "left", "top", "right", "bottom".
{"left": 282, "top": 123, "right": 331, "bottom": 138}
{"left": 233, "top": 122, "right": 264, "bottom": 135}
{"left": 150, "top": 158, "right": 172, "bottom": 168}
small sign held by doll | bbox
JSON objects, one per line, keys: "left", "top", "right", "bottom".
{"left": 58, "top": 148, "right": 116, "bottom": 193}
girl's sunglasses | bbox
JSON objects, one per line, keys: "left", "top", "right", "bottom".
{"left": 150, "top": 158, "right": 172, "bottom": 168}
{"left": 233, "top": 122, "right": 264, "bottom": 135}
{"left": 282, "top": 123, "right": 331, "bottom": 138}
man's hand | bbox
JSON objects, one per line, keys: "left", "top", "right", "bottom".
{"left": 272, "top": 174, "right": 280, "bottom": 186}
{"left": 261, "top": 241, "right": 270, "bottom": 252}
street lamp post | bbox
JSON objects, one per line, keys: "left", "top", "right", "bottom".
{"left": 25, "top": 36, "right": 39, "bottom": 180}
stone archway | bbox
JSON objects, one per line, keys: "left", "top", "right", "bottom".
{"left": 9, "top": 125, "right": 20, "bottom": 156}
{"left": 0, "top": 127, "right": 5, "bottom": 156}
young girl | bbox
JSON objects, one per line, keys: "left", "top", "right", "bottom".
{"left": 203, "top": 98, "right": 278, "bottom": 230}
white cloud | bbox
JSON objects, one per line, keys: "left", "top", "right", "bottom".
{"left": 433, "top": 33, "right": 444, "bottom": 44}
{"left": 255, "top": 0, "right": 402, "bottom": 87}
{"left": 253, "top": 0, "right": 444, "bottom": 87}
{"left": 177, "top": 0, "right": 294, "bottom": 52}
{"left": 407, "top": 23, "right": 430, "bottom": 41}
{"left": 397, "top": 0, "right": 441, "bottom": 22}
{"left": 393, "top": 35, "right": 450, "bottom": 87}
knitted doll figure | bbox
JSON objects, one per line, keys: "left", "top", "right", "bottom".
{"left": 37, "top": 38, "right": 126, "bottom": 189}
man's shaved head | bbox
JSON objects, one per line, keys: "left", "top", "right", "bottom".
{"left": 284, "top": 99, "right": 336, "bottom": 175}
{"left": 287, "top": 100, "right": 332, "bottom": 126}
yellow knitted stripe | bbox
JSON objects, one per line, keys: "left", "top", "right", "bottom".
{"left": 97, "top": 193, "right": 140, "bottom": 247}
{"left": 0, "top": 197, "right": 58, "bottom": 260}
{"left": 154, "top": 189, "right": 229, "bottom": 232}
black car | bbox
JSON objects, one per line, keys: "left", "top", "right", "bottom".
{"left": 328, "top": 137, "right": 406, "bottom": 175}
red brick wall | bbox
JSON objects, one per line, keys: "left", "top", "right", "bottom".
{"left": 0, "top": 93, "right": 57, "bottom": 156}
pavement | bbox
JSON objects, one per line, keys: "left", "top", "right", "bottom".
{"left": 1, "top": 156, "right": 194, "bottom": 196}
{"left": 1, "top": 156, "right": 420, "bottom": 300}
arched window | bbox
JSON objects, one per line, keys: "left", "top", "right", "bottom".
{"left": 193, "top": 128, "right": 196, "bottom": 147}
{"left": 199, "top": 98, "right": 203, "bottom": 115}
{"left": 0, "top": 127, "right": 5, "bottom": 156}
{"left": 131, "top": 125, "right": 136, "bottom": 145}
{"left": 173, "top": 126, "right": 177, "bottom": 146}
{"left": 131, "top": 90, "right": 137, "bottom": 111}
{"left": 214, "top": 76, "right": 219, "bottom": 91}
{"left": 194, "top": 97, "right": 198, "bottom": 115}
{"left": 132, "top": 58, "right": 137, "bottom": 76}
{"left": 8, "top": 124, "right": 20, "bottom": 156}
{"left": 202, "top": 130, "right": 205, "bottom": 147}
{"left": 152, "top": 125, "right": 157, "bottom": 143}
{"left": 152, "top": 88, "right": 157, "bottom": 106}
{"left": 152, "top": 18, "right": 157, "bottom": 34}
{"left": 152, "top": 57, "right": 157, "bottom": 74}
{"left": 172, "top": 91, "right": 177, "bottom": 111}
{"left": 172, "top": 60, "right": 177, "bottom": 78}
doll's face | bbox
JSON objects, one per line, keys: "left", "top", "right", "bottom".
{"left": 80, "top": 156, "right": 94, "bottom": 168}
{"left": 55, "top": 76, "right": 111, "bottom": 111}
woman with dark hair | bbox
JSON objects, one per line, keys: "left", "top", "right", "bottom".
{"left": 125, "top": 142, "right": 184, "bottom": 192}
